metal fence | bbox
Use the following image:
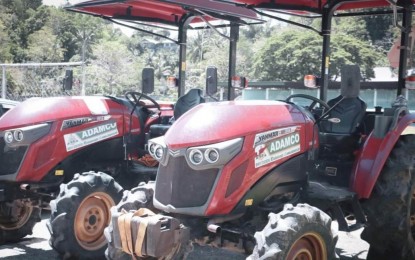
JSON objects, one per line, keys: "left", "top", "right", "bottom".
{"left": 1, "top": 63, "right": 83, "bottom": 101}
{"left": 1, "top": 65, "right": 412, "bottom": 111}
{"left": 242, "top": 87, "right": 415, "bottom": 111}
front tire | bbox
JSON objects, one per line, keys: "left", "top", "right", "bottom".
{"left": 0, "top": 200, "right": 41, "bottom": 243}
{"left": 248, "top": 203, "right": 337, "bottom": 260}
{"left": 47, "top": 171, "right": 123, "bottom": 259}
{"left": 362, "top": 135, "right": 415, "bottom": 259}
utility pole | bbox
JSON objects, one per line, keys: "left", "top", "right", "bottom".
{"left": 2, "top": 66, "right": 6, "bottom": 99}
{"left": 81, "top": 35, "right": 86, "bottom": 96}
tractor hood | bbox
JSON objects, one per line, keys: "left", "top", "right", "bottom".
{"left": 0, "top": 96, "right": 120, "bottom": 130}
{"left": 165, "top": 100, "right": 307, "bottom": 149}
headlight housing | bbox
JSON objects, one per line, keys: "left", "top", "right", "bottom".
{"left": 186, "top": 138, "right": 243, "bottom": 170}
{"left": 148, "top": 136, "right": 168, "bottom": 165}
{"left": 3, "top": 123, "right": 51, "bottom": 148}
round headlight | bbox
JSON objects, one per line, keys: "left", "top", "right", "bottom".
{"left": 205, "top": 148, "right": 219, "bottom": 163}
{"left": 4, "top": 131, "right": 13, "bottom": 144}
{"left": 149, "top": 143, "right": 156, "bottom": 154}
{"left": 155, "top": 146, "right": 164, "bottom": 160}
{"left": 13, "top": 130, "right": 23, "bottom": 142}
{"left": 189, "top": 149, "right": 203, "bottom": 165}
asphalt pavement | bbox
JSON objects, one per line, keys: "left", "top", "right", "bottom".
{"left": 0, "top": 212, "right": 368, "bottom": 259}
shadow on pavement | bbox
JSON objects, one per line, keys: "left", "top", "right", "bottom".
{"left": 0, "top": 237, "right": 58, "bottom": 260}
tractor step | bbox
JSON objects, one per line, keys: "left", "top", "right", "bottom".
{"left": 307, "top": 181, "right": 366, "bottom": 232}
{"left": 307, "top": 181, "right": 355, "bottom": 202}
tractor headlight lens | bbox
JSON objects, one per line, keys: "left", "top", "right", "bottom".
{"left": 189, "top": 149, "right": 203, "bottom": 165}
{"left": 13, "top": 130, "right": 23, "bottom": 142}
{"left": 205, "top": 148, "right": 219, "bottom": 163}
{"left": 155, "top": 146, "right": 164, "bottom": 160}
{"left": 4, "top": 131, "right": 13, "bottom": 144}
{"left": 149, "top": 143, "right": 156, "bottom": 154}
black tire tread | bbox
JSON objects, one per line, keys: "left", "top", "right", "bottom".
{"left": 0, "top": 206, "right": 41, "bottom": 244}
{"left": 248, "top": 203, "right": 338, "bottom": 260}
{"left": 361, "top": 135, "right": 415, "bottom": 259}
{"left": 48, "top": 171, "right": 123, "bottom": 259}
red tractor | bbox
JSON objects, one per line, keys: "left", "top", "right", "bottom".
{"left": 0, "top": 89, "right": 169, "bottom": 245}
{"left": 85, "top": 1, "right": 415, "bottom": 260}
{"left": 0, "top": 63, "right": 209, "bottom": 258}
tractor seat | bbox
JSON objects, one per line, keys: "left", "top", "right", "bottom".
{"left": 173, "top": 88, "right": 205, "bottom": 119}
{"left": 319, "top": 65, "right": 367, "bottom": 158}
{"left": 149, "top": 88, "right": 205, "bottom": 138}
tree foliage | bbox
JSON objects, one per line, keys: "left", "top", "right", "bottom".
{"left": 0, "top": 1, "right": 401, "bottom": 100}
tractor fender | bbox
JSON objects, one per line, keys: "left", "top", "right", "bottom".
{"left": 351, "top": 113, "right": 415, "bottom": 198}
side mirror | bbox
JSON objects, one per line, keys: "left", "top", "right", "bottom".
{"left": 206, "top": 66, "right": 218, "bottom": 95}
{"left": 63, "top": 70, "right": 73, "bottom": 90}
{"left": 142, "top": 68, "right": 154, "bottom": 94}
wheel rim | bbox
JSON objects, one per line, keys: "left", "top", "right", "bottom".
{"left": 0, "top": 201, "right": 33, "bottom": 230}
{"left": 287, "top": 232, "right": 327, "bottom": 260}
{"left": 75, "top": 192, "right": 115, "bottom": 251}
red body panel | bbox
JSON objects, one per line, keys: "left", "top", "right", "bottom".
{"left": 165, "top": 100, "right": 307, "bottom": 149}
{"left": 0, "top": 97, "right": 117, "bottom": 130}
{"left": 0, "top": 96, "right": 167, "bottom": 182}
{"left": 351, "top": 113, "right": 415, "bottom": 198}
{"left": 165, "top": 100, "right": 315, "bottom": 216}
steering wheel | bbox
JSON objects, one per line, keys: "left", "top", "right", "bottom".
{"left": 125, "top": 91, "right": 161, "bottom": 111}
{"left": 285, "top": 94, "right": 330, "bottom": 113}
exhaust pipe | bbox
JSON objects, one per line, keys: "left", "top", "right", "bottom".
{"left": 20, "top": 184, "right": 30, "bottom": 190}
{"left": 206, "top": 213, "right": 243, "bottom": 234}
{"left": 207, "top": 223, "right": 221, "bottom": 233}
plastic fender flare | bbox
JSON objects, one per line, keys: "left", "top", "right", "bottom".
{"left": 351, "top": 113, "right": 415, "bottom": 199}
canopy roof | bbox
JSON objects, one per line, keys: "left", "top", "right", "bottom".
{"left": 235, "top": 0, "right": 415, "bottom": 14}
{"left": 66, "top": 0, "right": 261, "bottom": 27}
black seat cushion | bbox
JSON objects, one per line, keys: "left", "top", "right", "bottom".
{"left": 320, "top": 96, "right": 367, "bottom": 134}
{"left": 174, "top": 88, "right": 205, "bottom": 119}
{"left": 149, "top": 89, "right": 205, "bottom": 139}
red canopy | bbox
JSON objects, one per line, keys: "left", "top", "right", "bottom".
{"left": 66, "top": 0, "right": 261, "bottom": 27}
{"left": 235, "top": 0, "right": 415, "bottom": 15}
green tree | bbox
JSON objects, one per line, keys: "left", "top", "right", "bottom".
{"left": 0, "top": 20, "right": 13, "bottom": 62}
{"left": 0, "top": 0, "right": 48, "bottom": 62}
{"left": 362, "top": 12, "right": 394, "bottom": 51}
{"left": 26, "top": 26, "right": 64, "bottom": 62}
{"left": 252, "top": 29, "right": 381, "bottom": 81}
{"left": 46, "top": 7, "right": 79, "bottom": 61}
{"left": 85, "top": 40, "right": 143, "bottom": 95}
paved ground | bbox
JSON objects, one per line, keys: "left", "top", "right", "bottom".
{"left": 0, "top": 212, "right": 368, "bottom": 259}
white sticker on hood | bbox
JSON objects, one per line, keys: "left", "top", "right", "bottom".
{"left": 254, "top": 126, "right": 301, "bottom": 168}
{"left": 83, "top": 97, "right": 108, "bottom": 115}
{"left": 64, "top": 120, "right": 118, "bottom": 152}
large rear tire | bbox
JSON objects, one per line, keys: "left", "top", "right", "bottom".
{"left": 47, "top": 171, "right": 123, "bottom": 259}
{"left": 0, "top": 200, "right": 41, "bottom": 243}
{"left": 361, "top": 135, "right": 415, "bottom": 260}
{"left": 248, "top": 203, "right": 337, "bottom": 260}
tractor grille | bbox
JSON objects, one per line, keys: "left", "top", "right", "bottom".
{"left": 0, "top": 139, "right": 27, "bottom": 176}
{"left": 155, "top": 156, "right": 218, "bottom": 208}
